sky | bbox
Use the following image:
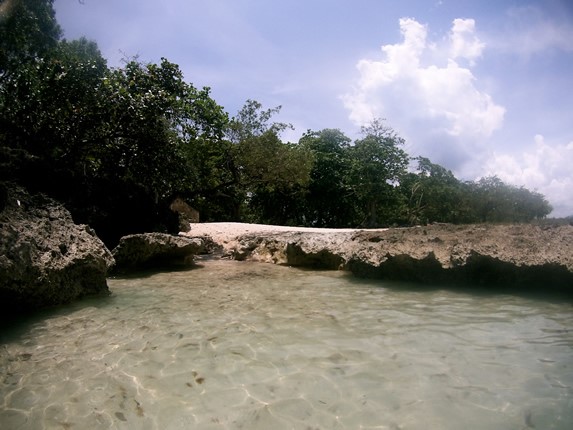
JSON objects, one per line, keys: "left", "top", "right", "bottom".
{"left": 54, "top": 0, "right": 573, "bottom": 217}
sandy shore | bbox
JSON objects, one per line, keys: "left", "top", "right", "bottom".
{"left": 185, "top": 222, "right": 384, "bottom": 243}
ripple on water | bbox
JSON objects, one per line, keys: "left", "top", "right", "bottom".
{"left": 1, "top": 259, "right": 572, "bottom": 429}
{"left": 0, "top": 409, "right": 29, "bottom": 429}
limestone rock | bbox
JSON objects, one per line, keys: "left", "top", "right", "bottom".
{"left": 0, "top": 184, "right": 114, "bottom": 317}
{"left": 230, "top": 232, "right": 350, "bottom": 270}
{"left": 346, "top": 224, "right": 573, "bottom": 286}
{"left": 187, "top": 223, "right": 573, "bottom": 288}
{"left": 111, "top": 233, "right": 204, "bottom": 273}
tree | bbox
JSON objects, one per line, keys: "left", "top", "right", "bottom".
{"left": 179, "top": 135, "right": 239, "bottom": 221}
{"left": 0, "top": 35, "right": 108, "bottom": 191}
{"left": 226, "top": 99, "right": 292, "bottom": 144}
{"left": 94, "top": 58, "right": 226, "bottom": 200}
{"left": 74, "top": 58, "right": 229, "bottom": 244}
{"left": 0, "top": 0, "right": 62, "bottom": 73}
{"left": 218, "top": 100, "right": 312, "bottom": 223}
{"left": 299, "top": 128, "right": 354, "bottom": 227}
{"left": 1, "top": 0, "right": 67, "bottom": 183}
{"left": 240, "top": 133, "right": 312, "bottom": 224}
{"left": 1, "top": 10, "right": 230, "bottom": 245}
{"left": 401, "top": 156, "right": 469, "bottom": 224}
{"left": 467, "top": 176, "right": 552, "bottom": 222}
{"left": 347, "top": 119, "right": 409, "bottom": 226}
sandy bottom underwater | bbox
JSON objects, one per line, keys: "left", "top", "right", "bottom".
{"left": 1, "top": 259, "right": 572, "bottom": 429}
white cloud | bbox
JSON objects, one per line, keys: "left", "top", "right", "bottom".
{"left": 380, "top": 18, "right": 427, "bottom": 77}
{"left": 485, "top": 135, "right": 573, "bottom": 217}
{"left": 449, "top": 18, "right": 485, "bottom": 63}
{"left": 342, "top": 17, "right": 505, "bottom": 151}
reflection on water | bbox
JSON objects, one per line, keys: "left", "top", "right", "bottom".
{"left": 1, "top": 259, "right": 572, "bottom": 429}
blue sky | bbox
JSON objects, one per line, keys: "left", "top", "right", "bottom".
{"left": 54, "top": 0, "right": 573, "bottom": 216}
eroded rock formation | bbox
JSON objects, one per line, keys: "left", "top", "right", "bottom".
{"left": 111, "top": 233, "right": 204, "bottom": 273}
{"left": 0, "top": 184, "right": 114, "bottom": 317}
{"left": 347, "top": 224, "right": 573, "bottom": 286}
{"left": 185, "top": 223, "right": 573, "bottom": 288}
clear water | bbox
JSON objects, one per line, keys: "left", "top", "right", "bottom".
{"left": 1, "top": 258, "right": 572, "bottom": 430}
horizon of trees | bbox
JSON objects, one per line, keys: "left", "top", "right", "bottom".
{"left": 1, "top": 0, "right": 556, "bottom": 247}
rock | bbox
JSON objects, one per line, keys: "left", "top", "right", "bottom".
{"left": 0, "top": 184, "right": 115, "bottom": 317}
{"left": 230, "top": 232, "right": 349, "bottom": 270}
{"left": 347, "top": 224, "right": 573, "bottom": 287}
{"left": 111, "top": 233, "right": 204, "bottom": 273}
{"left": 169, "top": 197, "right": 200, "bottom": 233}
{"left": 186, "top": 223, "right": 573, "bottom": 288}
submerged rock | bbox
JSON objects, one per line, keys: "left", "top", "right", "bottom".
{"left": 111, "top": 233, "right": 204, "bottom": 273}
{"left": 0, "top": 184, "right": 114, "bottom": 317}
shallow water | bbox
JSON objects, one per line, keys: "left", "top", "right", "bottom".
{"left": 1, "top": 259, "right": 572, "bottom": 430}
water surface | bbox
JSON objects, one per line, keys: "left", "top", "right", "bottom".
{"left": 1, "top": 259, "right": 572, "bottom": 429}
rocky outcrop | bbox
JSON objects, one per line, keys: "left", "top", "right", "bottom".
{"left": 0, "top": 184, "right": 115, "bottom": 317}
{"left": 227, "top": 232, "right": 351, "bottom": 269}
{"left": 169, "top": 197, "right": 200, "bottom": 233}
{"left": 346, "top": 224, "right": 573, "bottom": 287}
{"left": 185, "top": 223, "right": 573, "bottom": 288}
{"left": 111, "top": 233, "right": 205, "bottom": 273}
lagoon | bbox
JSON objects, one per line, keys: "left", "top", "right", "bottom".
{"left": 1, "top": 258, "right": 572, "bottom": 429}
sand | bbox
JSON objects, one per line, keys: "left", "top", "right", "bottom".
{"left": 185, "top": 222, "right": 383, "bottom": 243}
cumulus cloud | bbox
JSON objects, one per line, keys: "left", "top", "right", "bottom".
{"left": 485, "top": 135, "right": 573, "bottom": 217}
{"left": 449, "top": 18, "right": 485, "bottom": 63}
{"left": 342, "top": 17, "right": 505, "bottom": 170}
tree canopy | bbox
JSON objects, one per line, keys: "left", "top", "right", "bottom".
{"left": 0, "top": 0, "right": 61, "bottom": 72}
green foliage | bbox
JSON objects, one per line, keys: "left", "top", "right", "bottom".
{"left": 299, "top": 129, "right": 354, "bottom": 227}
{"left": 399, "top": 160, "right": 552, "bottom": 225}
{"left": 0, "top": 35, "right": 108, "bottom": 194}
{"left": 0, "top": 0, "right": 230, "bottom": 245}
{"left": 347, "top": 119, "right": 409, "bottom": 226}
{"left": 466, "top": 176, "right": 552, "bottom": 222}
{"left": 179, "top": 136, "right": 239, "bottom": 221}
{"left": 400, "top": 157, "right": 470, "bottom": 224}
{"left": 94, "top": 59, "right": 226, "bottom": 199}
{"left": 77, "top": 58, "right": 228, "bottom": 243}
{"left": 0, "top": 0, "right": 61, "bottom": 72}
{"left": 223, "top": 100, "right": 312, "bottom": 224}
{"left": 226, "top": 99, "right": 292, "bottom": 144}
{"left": 237, "top": 132, "right": 311, "bottom": 189}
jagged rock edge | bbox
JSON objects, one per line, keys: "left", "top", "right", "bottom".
{"left": 186, "top": 228, "right": 573, "bottom": 288}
